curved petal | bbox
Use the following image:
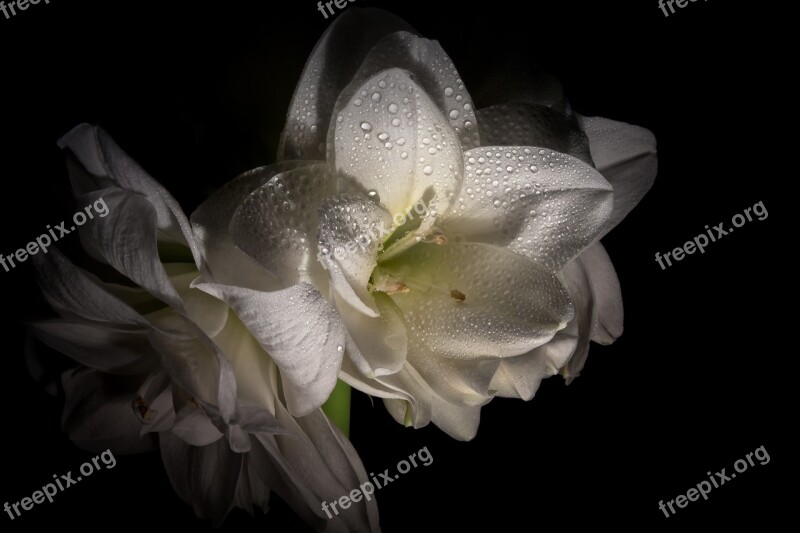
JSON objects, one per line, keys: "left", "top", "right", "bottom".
{"left": 476, "top": 103, "right": 592, "bottom": 165}
{"left": 331, "top": 68, "right": 464, "bottom": 217}
{"left": 489, "top": 332, "right": 577, "bottom": 400}
{"left": 211, "top": 312, "right": 277, "bottom": 414}
{"left": 279, "top": 8, "right": 414, "bottom": 160}
{"left": 581, "top": 242, "right": 623, "bottom": 344}
{"left": 381, "top": 363, "right": 484, "bottom": 441}
{"left": 558, "top": 251, "right": 597, "bottom": 384}
{"left": 172, "top": 404, "right": 225, "bottom": 446}
{"left": 229, "top": 164, "right": 334, "bottom": 288}
{"left": 190, "top": 162, "right": 310, "bottom": 291}
{"left": 61, "top": 368, "right": 157, "bottom": 454}
{"left": 379, "top": 242, "right": 573, "bottom": 359}
{"left": 159, "top": 431, "right": 242, "bottom": 526}
{"left": 58, "top": 123, "right": 201, "bottom": 265}
{"left": 441, "top": 147, "right": 613, "bottom": 271}
{"left": 30, "top": 320, "right": 156, "bottom": 374}
{"left": 76, "top": 188, "right": 184, "bottom": 310}
{"left": 577, "top": 115, "right": 658, "bottom": 239}
{"left": 329, "top": 31, "right": 480, "bottom": 153}
{"left": 195, "top": 282, "right": 346, "bottom": 417}
{"left": 318, "top": 194, "right": 392, "bottom": 316}
{"left": 338, "top": 292, "right": 407, "bottom": 379}
{"left": 33, "top": 248, "right": 148, "bottom": 327}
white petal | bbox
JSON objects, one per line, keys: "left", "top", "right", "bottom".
{"left": 171, "top": 404, "right": 225, "bottom": 446}
{"left": 58, "top": 123, "right": 200, "bottom": 264}
{"left": 195, "top": 282, "right": 346, "bottom": 417}
{"left": 145, "top": 314, "right": 237, "bottom": 422}
{"left": 490, "top": 333, "right": 577, "bottom": 400}
{"left": 577, "top": 115, "right": 658, "bottom": 238}
{"left": 159, "top": 431, "right": 242, "bottom": 526}
{"left": 338, "top": 292, "right": 407, "bottom": 379}
{"left": 330, "top": 31, "right": 480, "bottom": 152}
{"left": 332, "top": 68, "right": 464, "bottom": 217}
{"left": 31, "top": 320, "right": 155, "bottom": 374}
{"left": 76, "top": 188, "right": 184, "bottom": 310}
{"left": 380, "top": 363, "right": 483, "bottom": 441}
{"left": 279, "top": 8, "right": 413, "bottom": 160}
{"left": 558, "top": 252, "right": 597, "bottom": 383}
{"left": 318, "top": 194, "right": 392, "bottom": 316}
{"left": 581, "top": 243, "right": 623, "bottom": 344}
{"left": 476, "top": 103, "right": 591, "bottom": 164}
{"left": 33, "top": 248, "right": 148, "bottom": 326}
{"left": 379, "top": 242, "right": 573, "bottom": 359}
{"left": 211, "top": 312, "right": 277, "bottom": 414}
{"left": 191, "top": 162, "right": 310, "bottom": 291}
{"left": 61, "top": 368, "right": 156, "bottom": 454}
{"left": 229, "top": 164, "right": 334, "bottom": 288}
{"left": 442, "top": 147, "right": 613, "bottom": 271}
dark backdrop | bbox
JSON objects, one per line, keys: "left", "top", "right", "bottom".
{"left": 0, "top": 0, "right": 790, "bottom": 530}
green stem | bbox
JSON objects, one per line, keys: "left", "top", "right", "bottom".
{"left": 322, "top": 380, "right": 351, "bottom": 437}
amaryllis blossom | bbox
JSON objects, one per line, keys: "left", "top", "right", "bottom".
{"left": 197, "top": 7, "right": 656, "bottom": 441}
{"left": 30, "top": 124, "right": 379, "bottom": 531}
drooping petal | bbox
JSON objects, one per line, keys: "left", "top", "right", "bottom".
{"left": 577, "top": 115, "right": 658, "bottom": 238}
{"left": 211, "top": 311, "right": 277, "bottom": 414}
{"left": 330, "top": 31, "right": 480, "bottom": 152}
{"left": 489, "top": 332, "right": 577, "bottom": 400}
{"left": 61, "top": 368, "right": 156, "bottom": 454}
{"left": 318, "top": 194, "right": 392, "bottom": 316}
{"left": 145, "top": 312, "right": 237, "bottom": 423}
{"left": 558, "top": 252, "right": 597, "bottom": 384}
{"left": 229, "top": 164, "right": 334, "bottom": 288}
{"left": 278, "top": 8, "right": 414, "bottom": 160}
{"left": 33, "top": 248, "right": 148, "bottom": 327}
{"left": 30, "top": 320, "right": 156, "bottom": 374}
{"left": 381, "top": 363, "right": 484, "bottom": 441}
{"left": 159, "top": 430, "right": 242, "bottom": 526}
{"left": 295, "top": 409, "right": 381, "bottom": 532}
{"left": 58, "top": 123, "right": 200, "bottom": 264}
{"left": 171, "top": 404, "right": 225, "bottom": 446}
{"left": 332, "top": 68, "right": 464, "bottom": 217}
{"left": 476, "top": 103, "right": 592, "bottom": 164}
{"left": 441, "top": 147, "right": 613, "bottom": 271}
{"left": 76, "top": 188, "right": 184, "bottom": 310}
{"left": 195, "top": 282, "right": 346, "bottom": 417}
{"left": 191, "top": 162, "right": 310, "bottom": 291}
{"left": 580, "top": 243, "right": 623, "bottom": 344}
{"left": 379, "top": 242, "right": 573, "bottom": 359}
{"left": 337, "top": 292, "right": 408, "bottom": 379}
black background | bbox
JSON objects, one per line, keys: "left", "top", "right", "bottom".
{"left": 0, "top": 0, "right": 791, "bottom": 530}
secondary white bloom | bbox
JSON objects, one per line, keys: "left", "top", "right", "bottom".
{"left": 31, "top": 124, "right": 379, "bottom": 531}
{"left": 199, "top": 8, "right": 658, "bottom": 441}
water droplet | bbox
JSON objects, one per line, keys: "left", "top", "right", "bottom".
{"left": 353, "top": 98, "right": 363, "bottom": 107}
{"left": 372, "top": 92, "right": 382, "bottom": 103}
{"left": 449, "top": 110, "right": 459, "bottom": 119}
{"left": 444, "top": 87, "right": 454, "bottom": 97}
{"left": 388, "top": 103, "right": 399, "bottom": 114}
{"left": 423, "top": 165, "right": 433, "bottom": 175}
{"left": 360, "top": 122, "right": 372, "bottom": 132}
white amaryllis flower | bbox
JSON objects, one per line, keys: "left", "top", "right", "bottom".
{"left": 30, "top": 124, "right": 379, "bottom": 531}
{"left": 198, "top": 8, "right": 657, "bottom": 441}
